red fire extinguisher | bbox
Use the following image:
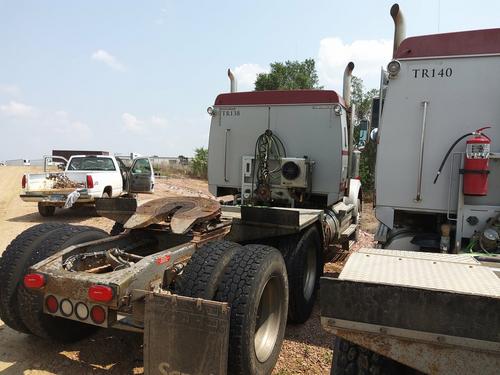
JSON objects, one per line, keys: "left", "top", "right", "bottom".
{"left": 433, "top": 126, "right": 491, "bottom": 196}
{"left": 463, "top": 127, "right": 491, "bottom": 196}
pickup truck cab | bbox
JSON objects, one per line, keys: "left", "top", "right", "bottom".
{"left": 20, "top": 155, "right": 154, "bottom": 217}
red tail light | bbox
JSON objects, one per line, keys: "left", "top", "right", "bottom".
{"left": 45, "top": 295, "right": 59, "bottom": 313}
{"left": 88, "top": 285, "right": 113, "bottom": 302}
{"left": 86, "top": 175, "right": 94, "bottom": 188}
{"left": 24, "top": 273, "right": 46, "bottom": 289}
{"left": 22, "top": 175, "right": 27, "bottom": 189}
{"left": 90, "top": 305, "right": 106, "bottom": 324}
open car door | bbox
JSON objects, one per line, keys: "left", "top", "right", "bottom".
{"left": 129, "top": 157, "right": 154, "bottom": 193}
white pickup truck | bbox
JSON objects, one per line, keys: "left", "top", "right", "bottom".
{"left": 20, "top": 155, "right": 154, "bottom": 217}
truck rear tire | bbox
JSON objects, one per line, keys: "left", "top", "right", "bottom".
{"left": 176, "top": 240, "right": 243, "bottom": 299}
{"left": 285, "top": 226, "right": 322, "bottom": 324}
{"left": 216, "top": 244, "right": 288, "bottom": 375}
{"left": 17, "top": 224, "right": 108, "bottom": 342}
{"left": 332, "top": 337, "right": 416, "bottom": 374}
{"left": 0, "top": 223, "right": 66, "bottom": 334}
{"left": 38, "top": 203, "right": 55, "bottom": 217}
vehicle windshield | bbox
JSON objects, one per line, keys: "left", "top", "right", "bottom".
{"left": 68, "top": 157, "right": 116, "bottom": 171}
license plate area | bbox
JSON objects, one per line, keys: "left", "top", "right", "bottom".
{"left": 43, "top": 294, "right": 116, "bottom": 327}
{"left": 48, "top": 194, "right": 66, "bottom": 202}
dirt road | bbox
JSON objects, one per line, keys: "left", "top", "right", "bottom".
{"left": 0, "top": 166, "right": 374, "bottom": 374}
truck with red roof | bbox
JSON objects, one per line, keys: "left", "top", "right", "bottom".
{"left": 0, "top": 62, "right": 362, "bottom": 374}
{"left": 321, "top": 4, "right": 500, "bottom": 374}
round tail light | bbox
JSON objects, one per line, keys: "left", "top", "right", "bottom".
{"left": 90, "top": 305, "right": 106, "bottom": 325}
{"left": 45, "top": 295, "right": 59, "bottom": 314}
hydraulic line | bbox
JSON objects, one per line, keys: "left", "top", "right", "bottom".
{"left": 433, "top": 132, "right": 474, "bottom": 184}
{"left": 251, "top": 129, "right": 286, "bottom": 202}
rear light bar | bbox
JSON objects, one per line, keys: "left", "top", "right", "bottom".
{"left": 24, "top": 273, "right": 46, "bottom": 289}
{"left": 43, "top": 295, "right": 109, "bottom": 326}
{"left": 88, "top": 285, "right": 113, "bottom": 303}
{"left": 21, "top": 175, "right": 27, "bottom": 189}
{"left": 86, "top": 175, "right": 94, "bottom": 189}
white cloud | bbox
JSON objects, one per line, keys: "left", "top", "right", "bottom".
{"left": 151, "top": 115, "right": 168, "bottom": 127}
{"left": 318, "top": 37, "right": 392, "bottom": 91}
{"left": 70, "top": 121, "right": 92, "bottom": 140}
{"left": 0, "top": 84, "right": 21, "bottom": 96}
{"left": 122, "top": 112, "right": 144, "bottom": 132}
{"left": 233, "top": 63, "right": 269, "bottom": 91}
{"left": 0, "top": 101, "right": 36, "bottom": 117}
{"left": 122, "top": 113, "right": 169, "bottom": 133}
{"left": 91, "top": 49, "right": 126, "bottom": 71}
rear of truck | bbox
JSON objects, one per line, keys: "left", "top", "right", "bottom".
{"left": 320, "top": 4, "right": 500, "bottom": 374}
{"left": 21, "top": 171, "right": 94, "bottom": 203}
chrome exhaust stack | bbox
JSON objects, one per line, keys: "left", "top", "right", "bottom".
{"left": 342, "top": 62, "right": 355, "bottom": 109}
{"left": 390, "top": 3, "right": 406, "bottom": 58}
{"left": 343, "top": 62, "right": 355, "bottom": 179}
{"left": 227, "top": 69, "right": 237, "bottom": 93}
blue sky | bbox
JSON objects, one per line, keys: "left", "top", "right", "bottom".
{"left": 2, "top": 0, "right": 500, "bottom": 160}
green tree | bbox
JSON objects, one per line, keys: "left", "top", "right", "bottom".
{"left": 190, "top": 147, "right": 208, "bottom": 179}
{"left": 350, "top": 76, "right": 379, "bottom": 191}
{"left": 255, "top": 59, "right": 321, "bottom": 91}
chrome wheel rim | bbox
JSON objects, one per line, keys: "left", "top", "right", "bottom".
{"left": 303, "top": 245, "right": 317, "bottom": 300}
{"left": 254, "top": 276, "right": 283, "bottom": 363}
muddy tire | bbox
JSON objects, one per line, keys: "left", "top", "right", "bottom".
{"left": 285, "top": 226, "right": 322, "bottom": 324}
{"left": 0, "top": 223, "right": 67, "bottom": 333}
{"left": 176, "top": 240, "right": 243, "bottom": 299}
{"left": 17, "top": 224, "right": 108, "bottom": 342}
{"left": 38, "top": 203, "right": 55, "bottom": 217}
{"left": 216, "top": 244, "right": 288, "bottom": 375}
{"left": 110, "top": 222, "right": 125, "bottom": 236}
{"left": 332, "top": 337, "right": 415, "bottom": 375}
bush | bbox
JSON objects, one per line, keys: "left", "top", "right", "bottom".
{"left": 190, "top": 147, "right": 208, "bottom": 179}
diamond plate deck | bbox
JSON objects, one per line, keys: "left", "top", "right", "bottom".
{"left": 340, "top": 248, "right": 500, "bottom": 297}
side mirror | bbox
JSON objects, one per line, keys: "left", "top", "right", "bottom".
{"left": 370, "top": 128, "right": 379, "bottom": 142}
{"left": 357, "top": 119, "right": 370, "bottom": 147}
{"left": 370, "top": 97, "right": 380, "bottom": 129}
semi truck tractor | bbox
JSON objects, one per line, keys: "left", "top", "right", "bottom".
{"left": 321, "top": 4, "right": 500, "bottom": 374}
{"left": 0, "top": 65, "right": 361, "bottom": 374}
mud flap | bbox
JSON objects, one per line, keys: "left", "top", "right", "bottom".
{"left": 144, "top": 292, "right": 230, "bottom": 375}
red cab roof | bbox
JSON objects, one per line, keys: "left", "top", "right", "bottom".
{"left": 214, "top": 90, "right": 345, "bottom": 106}
{"left": 396, "top": 28, "right": 500, "bottom": 59}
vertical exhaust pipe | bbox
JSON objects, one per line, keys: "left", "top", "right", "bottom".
{"left": 390, "top": 3, "right": 406, "bottom": 58}
{"left": 343, "top": 62, "right": 355, "bottom": 109}
{"left": 227, "top": 68, "right": 237, "bottom": 93}
{"left": 343, "top": 62, "right": 355, "bottom": 179}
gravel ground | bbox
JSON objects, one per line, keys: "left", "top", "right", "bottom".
{"left": 0, "top": 167, "right": 376, "bottom": 374}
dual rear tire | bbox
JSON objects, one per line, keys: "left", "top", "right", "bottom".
{"left": 0, "top": 223, "right": 108, "bottom": 342}
{"left": 177, "top": 240, "right": 289, "bottom": 375}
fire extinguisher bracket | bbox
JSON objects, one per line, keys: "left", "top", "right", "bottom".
{"left": 459, "top": 169, "right": 490, "bottom": 175}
